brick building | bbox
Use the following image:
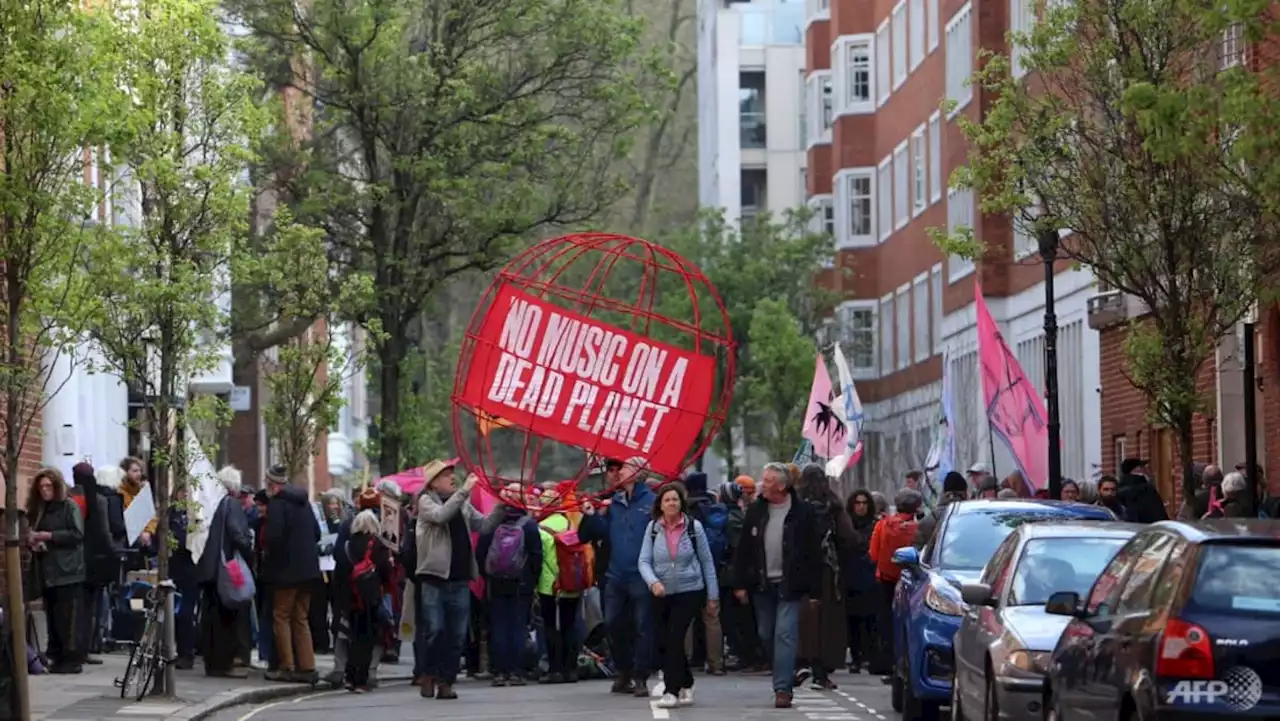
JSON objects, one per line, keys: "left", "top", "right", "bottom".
{"left": 804, "top": 0, "right": 1106, "bottom": 490}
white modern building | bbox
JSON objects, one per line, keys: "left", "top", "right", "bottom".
{"left": 697, "top": 0, "right": 808, "bottom": 223}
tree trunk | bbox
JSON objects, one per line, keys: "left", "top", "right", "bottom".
{"left": 3, "top": 256, "right": 30, "bottom": 719}
{"left": 153, "top": 339, "right": 176, "bottom": 696}
{"left": 377, "top": 332, "right": 407, "bottom": 475}
{"left": 1178, "top": 418, "right": 1195, "bottom": 513}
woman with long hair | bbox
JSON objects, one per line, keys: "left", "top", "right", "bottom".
{"left": 26, "top": 468, "right": 86, "bottom": 674}
{"left": 639, "top": 482, "right": 719, "bottom": 709}
{"left": 337, "top": 510, "right": 394, "bottom": 692}
{"left": 842, "top": 489, "right": 879, "bottom": 672}
{"left": 193, "top": 467, "right": 255, "bottom": 678}
{"left": 795, "top": 465, "right": 854, "bottom": 690}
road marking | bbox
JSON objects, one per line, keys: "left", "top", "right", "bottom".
{"left": 649, "top": 699, "right": 670, "bottom": 719}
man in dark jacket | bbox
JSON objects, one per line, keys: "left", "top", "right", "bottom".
{"left": 1117, "top": 458, "right": 1169, "bottom": 524}
{"left": 73, "top": 463, "right": 117, "bottom": 664}
{"left": 731, "top": 462, "right": 823, "bottom": 709}
{"left": 579, "top": 457, "right": 657, "bottom": 697}
{"left": 914, "top": 471, "right": 968, "bottom": 549}
{"left": 262, "top": 464, "right": 322, "bottom": 682}
{"left": 682, "top": 471, "right": 726, "bottom": 674}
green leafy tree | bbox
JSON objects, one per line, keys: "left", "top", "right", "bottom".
{"left": 0, "top": 0, "right": 114, "bottom": 712}
{"left": 87, "top": 0, "right": 267, "bottom": 694}
{"left": 936, "top": 0, "right": 1280, "bottom": 500}
{"left": 231, "top": 0, "right": 654, "bottom": 475}
{"left": 661, "top": 210, "right": 835, "bottom": 473}
{"left": 743, "top": 298, "right": 815, "bottom": 461}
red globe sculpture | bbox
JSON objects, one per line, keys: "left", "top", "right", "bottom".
{"left": 450, "top": 232, "right": 735, "bottom": 511}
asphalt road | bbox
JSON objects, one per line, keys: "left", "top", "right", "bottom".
{"left": 209, "top": 670, "right": 898, "bottom": 721}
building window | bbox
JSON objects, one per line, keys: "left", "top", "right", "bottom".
{"left": 877, "top": 157, "right": 893, "bottom": 242}
{"left": 928, "top": 0, "right": 939, "bottom": 51}
{"left": 1009, "top": 0, "right": 1032, "bottom": 78}
{"left": 1221, "top": 22, "right": 1244, "bottom": 69}
{"left": 876, "top": 20, "right": 891, "bottom": 106}
{"left": 913, "top": 274, "right": 929, "bottom": 363}
{"left": 849, "top": 41, "right": 872, "bottom": 106}
{"left": 805, "top": 71, "right": 834, "bottom": 146}
{"left": 928, "top": 111, "right": 942, "bottom": 202}
{"left": 909, "top": 0, "right": 925, "bottom": 71}
{"left": 1113, "top": 435, "right": 1127, "bottom": 475}
{"left": 740, "top": 71, "right": 767, "bottom": 148}
{"left": 880, "top": 294, "right": 894, "bottom": 373}
{"left": 837, "top": 303, "right": 877, "bottom": 376}
{"left": 742, "top": 168, "right": 768, "bottom": 223}
{"left": 945, "top": 3, "right": 973, "bottom": 117}
{"left": 833, "top": 168, "right": 875, "bottom": 249}
{"left": 893, "top": 142, "right": 909, "bottom": 229}
{"left": 947, "top": 185, "right": 975, "bottom": 281}
{"left": 892, "top": 1, "right": 908, "bottom": 90}
{"left": 834, "top": 36, "right": 875, "bottom": 116}
{"left": 911, "top": 126, "right": 926, "bottom": 215}
{"left": 798, "top": 69, "right": 807, "bottom": 148}
{"left": 1014, "top": 189, "right": 1041, "bottom": 260}
{"left": 896, "top": 286, "right": 910, "bottom": 370}
{"left": 807, "top": 195, "right": 835, "bottom": 241}
{"left": 930, "top": 263, "right": 943, "bottom": 353}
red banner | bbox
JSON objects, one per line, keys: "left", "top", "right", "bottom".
{"left": 459, "top": 286, "right": 716, "bottom": 477}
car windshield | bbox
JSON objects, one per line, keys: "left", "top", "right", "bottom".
{"left": 1007, "top": 537, "right": 1127, "bottom": 606}
{"left": 938, "top": 511, "right": 1076, "bottom": 571}
{"left": 1190, "top": 544, "right": 1280, "bottom": 614}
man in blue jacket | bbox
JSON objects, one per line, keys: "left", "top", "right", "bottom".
{"left": 579, "top": 457, "right": 656, "bottom": 697}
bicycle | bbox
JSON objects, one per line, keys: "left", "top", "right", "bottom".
{"left": 115, "top": 579, "right": 176, "bottom": 701}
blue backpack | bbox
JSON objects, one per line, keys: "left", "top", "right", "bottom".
{"left": 692, "top": 501, "right": 729, "bottom": 564}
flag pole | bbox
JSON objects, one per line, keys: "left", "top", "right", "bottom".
{"left": 987, "top": 419, "right": 998, "bottom": 481}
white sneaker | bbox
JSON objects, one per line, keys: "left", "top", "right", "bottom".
{"left": 656, "top": 693, "right": 679, "bottom": 709}
{"left": 678, "top": 688, "right": 694, "bottom": 706}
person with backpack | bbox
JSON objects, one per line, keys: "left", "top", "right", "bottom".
{"left": 534, "top": 485, "right": 592, "bottom": 684}
{"left": 868, "top": 488, "right": 923, "bottom": 678}
{"left": 794, "top": 465, "right": 854, "bottom": 691}
{"left": 476, "top": 484, "right": 543, "bottom": 687}
{"left": 638, "top": 481, "right": 719, "bottom": 709}
{"left": 336, "top": 510, "right": 394, "bottom": 693}
{"left": 680, "top": 472, "right": 728, "bottom": 675}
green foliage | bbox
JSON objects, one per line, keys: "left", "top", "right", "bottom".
{"left": 394, "top": 334, "right": 462, "bottom": 469}
{"left": 939, "top": 0, "right": 1280, "bottom": 494}
{"left": 230, "top": 0, "right": 656, "bottom": 473}
{"left": 659, "top": 209, "right": 834, "bottom": 469}
{"left": 0, "top": 0, "right": 114, "bottom": 502}
{"left": 744, "top": 298, "right": 815, "bottom": 461}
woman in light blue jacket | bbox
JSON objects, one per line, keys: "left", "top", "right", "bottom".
{"left": 638, "top": 481, "right": 719, "bottom": 709}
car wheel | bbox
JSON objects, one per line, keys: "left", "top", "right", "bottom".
{"left": 950, "top": 677, "right": 965, "bottom": 721}
{"left": 902, "top": 658, "right": 940, "bottom": 721}
{"left": 891, "top": 664, "right": 904, "bottom": 712}
{"left": 983, "top": 674, "right": 999, "bottom": 721}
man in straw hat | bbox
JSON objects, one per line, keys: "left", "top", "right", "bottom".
{"left": 414, "top": 459, "right": 488, "bottom": 700}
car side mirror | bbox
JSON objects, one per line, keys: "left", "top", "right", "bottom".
{"left": 960, "top": 583, "right": 996, "bottom": 607}
{"left": 1044, "top": 591, "right": 1083, "bottom": 617}
{"left": 891, "top": 546, "right": 920, "bottom": 567}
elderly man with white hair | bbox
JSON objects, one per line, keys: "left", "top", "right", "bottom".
{"left": 193, "top": 465, "right": 255, "bottom": 677}
{"left": 1221, "top": 471, "right": 1253, "bottom": 517}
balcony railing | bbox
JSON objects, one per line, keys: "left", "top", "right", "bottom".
{"left": 738, "top": 4, "right": 804, "bottom": 45}
{"left": 1086, "top": 290, "right": 1126, "bottom": 331}
{"left": 740, "top": 111, "right": 767, "bottom": 149}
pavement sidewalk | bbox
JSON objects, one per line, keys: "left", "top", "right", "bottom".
{"left": 32, "top": 651, "right": 414, "bottom": 721}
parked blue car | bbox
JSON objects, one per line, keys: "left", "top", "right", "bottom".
{"left": 889, "top": 499, "right": 1117, "bottom": 720}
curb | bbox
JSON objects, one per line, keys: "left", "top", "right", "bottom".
{"left": 167, "top": 673, "right": 415, "bottom": 721}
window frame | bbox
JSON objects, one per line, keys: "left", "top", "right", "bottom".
{"left": 909, "top": 0, "right": 926, "bottom": 71}
{"left": 805, "top": 71, "right": 835, "bottom": 148}
{"left": 913, "top": 272, "right": 930, "bottom": 363}
{"left": 911, "top": 124, "right": 927, "bottom": 216}
{"left": 875, "top": 19, "right": 892, "bottom": 107}
{"left": 896, "top": 283, "right": 910, "bottom": 371}
{"left": 879, "top": 292, "right": 895, "bottom": 375}
{"left": 833, "top": 168, "right": 876, "bottom": 248}
{"left": 891, "top": 1, "right": 908, "bottom": 90}
{"left": 877, "top": 155, "right": 893, "bottom": 242}
{"left": 837, "top": 300, "right": 879, "bottom": 379}
{"left": 928, "top": 111, "right": 942, "bottom": 203}
{"left": 833, "top": 35, "right": 876, "bottom": 116}
{"left": 947, "top": 184, "right": 976, "bottom": 282}
{"left": 945, "top": 3, "right": 974, "bottom": 119}
{"left": 893, "top": 141, "right": 910, "bottom": 230}
{"left": 930, "top": 263, "right": 943, "bottom": 354}
{"left": 927, "top": 0, "right": 939, "bottom": 52}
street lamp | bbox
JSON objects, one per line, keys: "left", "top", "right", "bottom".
{"left": 1038, "top": 227, "right": 1064, "bottom": 499}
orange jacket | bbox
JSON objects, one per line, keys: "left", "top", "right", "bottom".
{"left": 869, "top": 513, "right": 919, "bottom": 583}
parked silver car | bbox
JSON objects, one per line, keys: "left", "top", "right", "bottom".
{"left": 950, "top": 521, "right": 1142, "bottom": 721}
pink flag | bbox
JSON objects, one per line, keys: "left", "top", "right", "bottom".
{"left": 802, "top": 355, "right": 848, "bottom": 459}
{"left": 975, "top": 283, "right": 1050, "bottom": 494}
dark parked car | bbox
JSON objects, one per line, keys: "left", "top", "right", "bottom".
{"left": 1043, "top": 520, "right": 1280, "bottom": 721}
{"left": 952, "top": 521, "right": 1142, "bottom": 721}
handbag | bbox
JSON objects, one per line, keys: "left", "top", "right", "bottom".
{"left": 216, "top": 506, "right": 256, "bottom": 608}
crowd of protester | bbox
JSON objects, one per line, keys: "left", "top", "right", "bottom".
{"left": 14, "top": 450, "right": 1277, "bottom": 708}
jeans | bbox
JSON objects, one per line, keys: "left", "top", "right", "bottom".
{"left": 752, "top": 583, "right": 800, "bottom": 694}
{"left": 654, "top": 591, "right": 703, "bottom": 694}
{"left": 488, "top": 594, "right": 531, "bottom": 676}
{"left": 419, "top": 580, "right": 471, "bottom": 683}
{"left": 603, "top": 578, "right": 654, "bottom": 679}
{"left": 256, "top": 588, "right": 275, "bottom": 667}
